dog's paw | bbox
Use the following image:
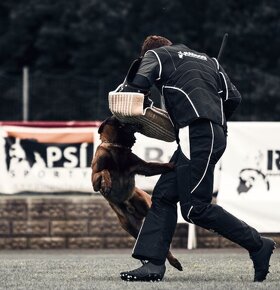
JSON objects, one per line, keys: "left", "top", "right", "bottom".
{"left": 93, "top": 183, "right": 101, "bottom": 192}
{"left": 100, "top": 187, "right": 111, "bottom": 196}
{"left": 167, "top": 162, "right": 176, "bottom": 170}
{"left": 100, "top": 180, "right": 111, "bottom": 196}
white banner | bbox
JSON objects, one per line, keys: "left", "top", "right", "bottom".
{"left": 0, "top": 125, "right": 99, "bottom": 194}
{"left": 133, "top": 134, "right": 188, "bottom": 221}
{"left": 218, "top": 122, "right": 280, "bottom": 232}
{"left": 133, "top": 133, "right": 177, "bottom": 191}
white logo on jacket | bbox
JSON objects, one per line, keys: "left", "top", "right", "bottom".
{"left": 178, "top": 51, "right": 207, "bottom": 61}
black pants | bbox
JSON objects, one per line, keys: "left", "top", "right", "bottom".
{"left": 132, "top": 119, "right": 262, "bottom": 262}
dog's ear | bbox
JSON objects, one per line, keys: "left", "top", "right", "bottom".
{"left": 98, "top": 121, "right": 105, "bottom": 134}
{"left": 98, "top": 117, "right": 110, "bottom": 134}
{"left": 98, "top": 116, "right": 119, "bottom": 134}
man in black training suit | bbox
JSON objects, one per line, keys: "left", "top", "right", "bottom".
{"left": 118, "top": 35, "right": 275, "bottom": 282}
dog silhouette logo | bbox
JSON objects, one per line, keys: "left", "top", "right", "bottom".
{"left": 5, "top": 137, "right": 46, "bottom": 173}
{"left": 237, "top": 168, "right": 270, "bottom": 194}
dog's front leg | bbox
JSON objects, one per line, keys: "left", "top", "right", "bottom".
{"left": 100, "top": 169, "right": 112, "bottom": 196}
{"left": 92, "top": 172, "right": 103, "bottom": 192}
{"left": 92, "top": 170, "right": 112, "bottom": 196}
{"left": 131, "top": 155, "right": 175, "bottom": 176}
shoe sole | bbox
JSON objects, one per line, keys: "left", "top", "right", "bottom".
{"left": 254, "top": 240, "right": 276, "bottom": 282}
{"left": 120, "top": 273, "right": 163, "bottom": 282}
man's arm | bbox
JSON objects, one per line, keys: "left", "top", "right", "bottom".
{"left": 219, "top": 65, "right": 242, "bottom": 120}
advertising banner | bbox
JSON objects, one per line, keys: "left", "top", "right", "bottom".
{"left": 217, "top": 122, "right": 280, "bottom": 232}
{"left": 133, "top": 133, "right": 177, "bottom": 191}
{"left": 0, "top": 125, "right": 99, "bottom": 194}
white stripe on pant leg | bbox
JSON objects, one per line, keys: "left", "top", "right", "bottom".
{"left": 191, "top": 121, "right": 214, "bottom": 193}
{"left": 132, "top": 217, "right": 146, "bottom": 255}
{"left": 187, "top": 205, "right": 194, "bottom": 224}
{"left": 179, "top": 126, "right": 190, "bottom": 160}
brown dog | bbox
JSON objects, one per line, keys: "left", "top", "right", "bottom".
{"left": 91, "top": 116, "right": 182, "bottom": 271}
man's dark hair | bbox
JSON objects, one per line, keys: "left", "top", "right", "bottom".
{"left": 140, "top": 35, "right": 172, "bottom": 56}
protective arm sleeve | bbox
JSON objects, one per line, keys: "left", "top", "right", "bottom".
{"left": 219, "top": 65, "right": 242, "bottom": 120}
{"left": 133, "top": 51, "right": 160, "bottom": 88}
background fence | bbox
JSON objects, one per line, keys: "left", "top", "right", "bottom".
{"left": 0, "top": 72, "right": 113, "bottom": 121}
{"left": 1, "top": 69, "right": 279, "bottom": 122}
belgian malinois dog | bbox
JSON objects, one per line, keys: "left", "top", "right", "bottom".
{"left": 91, "top": 116, "right": 182, "bottom": 271}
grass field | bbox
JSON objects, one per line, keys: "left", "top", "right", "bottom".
{"left": 0, "top": 248, "right": 279, "bottom": 290}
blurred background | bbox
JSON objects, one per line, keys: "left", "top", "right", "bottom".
{"left": 0, "top": 0, "right": 279, "bottom": 122}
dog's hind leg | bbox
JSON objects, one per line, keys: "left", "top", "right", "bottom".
{"left": 108, "top": 188, "right": 152, "bottom": 239}
{"left": 109, "top": 202, "right": 142, "bottom": 239}
{"left": 129, "top": 187, "right": 151, "bottom": 217}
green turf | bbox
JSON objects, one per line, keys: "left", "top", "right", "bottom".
{"left": 0, "top": 249, "right": 279, "bottom": 289}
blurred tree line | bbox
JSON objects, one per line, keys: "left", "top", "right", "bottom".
{"left": 0, "top": 0, "right": 279, "bottom": 121}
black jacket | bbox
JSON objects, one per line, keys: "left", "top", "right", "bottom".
{"left": 122, "top": 44, "right": 241, "bottom": 130}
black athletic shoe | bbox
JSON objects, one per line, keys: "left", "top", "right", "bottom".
{"left": 250, "top": 237, "right": 276, "bottom": 282}
{"left": 120, "top": 262, "right": 166, "bottom": 282}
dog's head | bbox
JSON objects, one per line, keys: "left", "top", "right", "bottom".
{"left": 98, "top": 116, "right": 138, "bottom": 148}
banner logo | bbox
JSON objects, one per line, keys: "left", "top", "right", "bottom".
{"left": 237, "top": 168, "right": 270, "bottom": 194}
{"left": 4, "top": 137, "right": 93, "bottom": 178}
